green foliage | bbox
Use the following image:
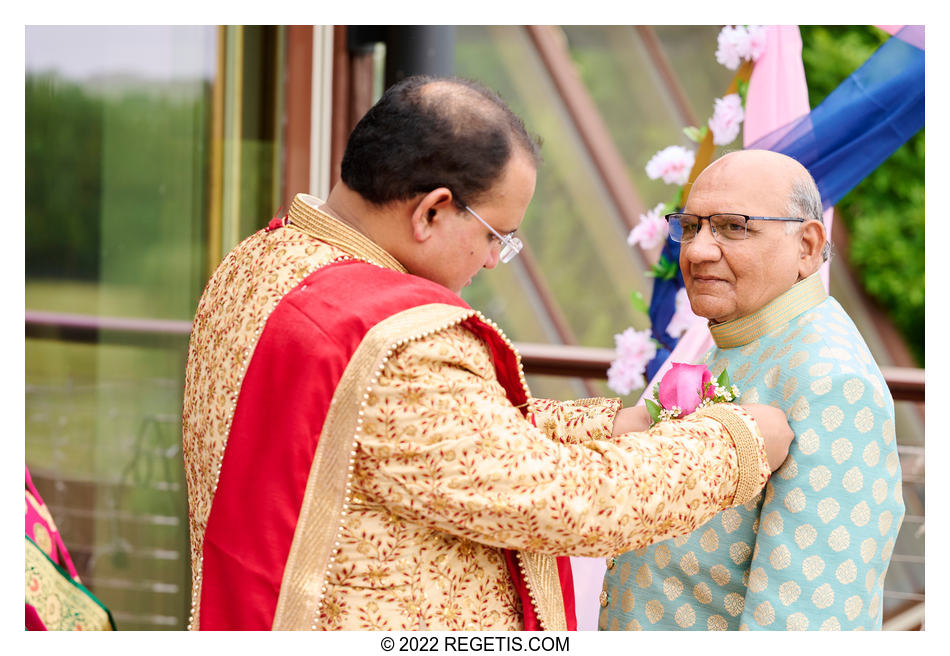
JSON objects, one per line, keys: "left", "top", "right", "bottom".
{"left": 26, "top": 74, "right": 104, "bottom": 280}
{"left": 630, "top": 290, "right": 649, "bottom": 314}
{"left": 800, "top": 26, "right": 924, "bottom": 364}
{"left": 683, "top": 125, "right": 707, "bottom": 142}
{"left": 26, "top": 72, "right": 213, "bottom": 319}
{"left": 648, "top": 255, "right": 678, "bottom": 280}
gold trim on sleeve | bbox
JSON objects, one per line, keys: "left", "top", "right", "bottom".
{"left": 693, "top": 404, "right": 764, "bottom": 506}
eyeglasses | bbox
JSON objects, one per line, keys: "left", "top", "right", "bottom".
{"left": 665, "top": 213, "right": 805, "bottom": 244}
{"left": 464, "top": 205, "right": 523, "bottom": 263}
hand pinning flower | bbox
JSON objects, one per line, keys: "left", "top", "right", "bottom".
{"left": 708, "top": 93, "right": 745, "bottom": 145}
{"left": 627, "top": 203, "right": 669, "bottom": 250}
{"left": 644, "top": 362, "right": 739, "bottom": 426}
{"left": 645, "top": 145, "right": 695, "bottom": 186}
{"left": 606, "top": 327, "right": 658, "bottom": 396}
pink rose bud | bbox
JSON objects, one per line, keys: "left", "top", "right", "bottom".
{"left": 657, "top": 362, "right": 714, "bottom": 416}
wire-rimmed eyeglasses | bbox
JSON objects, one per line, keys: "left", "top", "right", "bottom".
{"left": 464, "top": 205, "right": 523, "bottom": 263}
{"left": 665, "top": 213, "right": 805, "bottom": 244}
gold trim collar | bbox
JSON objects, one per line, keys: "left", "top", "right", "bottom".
{"left": 287, "top": 193, "right": 408, "bottom": 274}
{"left": 709, "top": 273, "right": 827, "bottom": 349}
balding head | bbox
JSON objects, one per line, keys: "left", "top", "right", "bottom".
{"left": 678, "top": 150, "right": 828, "bottom": 323}
{"left": 690, "top": 150, "right": 819, "bottom": 219}
{"left": 340, "top": 75, "right": 540, "bottom": 207}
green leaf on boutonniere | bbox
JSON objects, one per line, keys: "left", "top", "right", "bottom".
{"left": 716, "top": 368, "right": 731, "bottom": 389}
{"left": 630, "top": 290, "right": 649, "bottom": 315}
{"left": 645, "top": 399, "right": 662, "bottom": 427}
{"left": 648, "top": 255, "right": 679, "bottom": 280}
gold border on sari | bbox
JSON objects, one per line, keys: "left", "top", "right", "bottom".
{"left": 518, "top": 551, "right": 567, "bottom": 631}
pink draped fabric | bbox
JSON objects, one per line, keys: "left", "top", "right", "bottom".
{"left": 876, "top": 25, "right": 903, "bottom": 35}
{"left": 744, "top": 25, "right": 834, "bottom": 292}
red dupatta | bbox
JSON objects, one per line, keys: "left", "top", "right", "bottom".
{"left": 196, "top": 258, "right": 575, "bottom": 630}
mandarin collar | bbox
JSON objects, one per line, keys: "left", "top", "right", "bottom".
{"left": 708, "top": 272, "right": 827, "bottom": 349}
{"left": 286, "top": 193, "right": 408, "bottom": 274}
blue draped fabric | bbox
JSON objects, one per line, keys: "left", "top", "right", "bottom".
{"left": 644, "top": 26, "right": 924, "bottom": 370}
{"left": 748, "top": 25, "right": 924, "bottom": 209}
{"left": 645, "top": 239, "right": 683, "bottom": 381}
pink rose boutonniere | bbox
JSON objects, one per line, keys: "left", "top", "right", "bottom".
{"left": 644, "top": 362, "right": 740, "bottom": 426}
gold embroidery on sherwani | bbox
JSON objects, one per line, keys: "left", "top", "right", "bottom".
{"left": 184, "top": 193, "right": 406, "bottom": 629}
{"left": 183, "top": 226, "right": 344, "bottom": 629}
{"left": 273, "top": 303, "right": 477, "bottom": 630}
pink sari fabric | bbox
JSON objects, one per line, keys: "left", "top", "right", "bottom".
{"left": 26, "top": 466, "right": 79, "bottom": 581}
{"left": 26, "top": 465, "right": 82, "bottom": 630}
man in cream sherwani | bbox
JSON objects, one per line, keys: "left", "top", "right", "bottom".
{"left": 601, "top": 150, "right": 904, "bottom": 631}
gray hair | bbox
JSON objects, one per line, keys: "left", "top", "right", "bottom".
{"left": 785, "top": 173, "right": 832, "bottom": 262}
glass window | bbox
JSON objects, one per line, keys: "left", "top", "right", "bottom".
{"left": 26, "top": 25, "right": 283, "bottom": 630}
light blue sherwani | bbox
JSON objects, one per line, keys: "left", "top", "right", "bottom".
{"left": 601, "top": 274, "right": 904, "bottom": 630}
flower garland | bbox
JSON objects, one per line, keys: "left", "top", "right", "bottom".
{"left": 607, "top": 25, "right": 766, "bottom": 398}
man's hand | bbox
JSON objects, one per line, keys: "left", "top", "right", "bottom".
{"left": 611, "top": 405, "right": 651, "bottom": 436}
{"left": 742, "top": 404, "right": 794, "bottom": 471}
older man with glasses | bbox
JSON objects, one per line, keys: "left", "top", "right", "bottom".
{"left": 182, "top": 77, "right": 796, "bottom": 631}
{"left": 601, "top": 149, "right": 904, "bottom": 631}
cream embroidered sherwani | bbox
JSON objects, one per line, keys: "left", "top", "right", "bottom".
{"left": 183, "top": 194, "right": 772, "bottom": 630}
{"left": 601, "top": 274, "right": 904, "bottom": 630}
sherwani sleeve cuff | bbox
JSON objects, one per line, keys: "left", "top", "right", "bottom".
{"left": 526, "top": 397, "right": 622, "bottom": 444}
{"left": 692, "top": 403, "right": 770, "bottom": 506}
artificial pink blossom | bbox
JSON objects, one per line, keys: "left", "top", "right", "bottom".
{"left": 606, "top": 327, "right": 657, "bottom": 395}
{"left": 657, "top": 362, "right": 714, "bottom": 416}
{"left": 607, "top": 358, "right": 647, "bottom": 397}
{"left": 715, "top": 25, "right": 746, "bottom": 70}
{"left": 665, "top": 287, "right": 701, "bottom": 338}
{"left": 708, "top": 93, "right": 745, "bottom": 145}
{"left": 615, "top": 326, "right": 657, "bottom": 364}
{"left": 645, "top": 145, "right": 695, "bottom": 186}
{"left": 747, "top": 25, "right": 768, "bottom": 61}
{"left": 715, "top": 25, "right": 767, "bottom": 70}
{"left": 627, "top": 203, "right": 669, "bottom": 249}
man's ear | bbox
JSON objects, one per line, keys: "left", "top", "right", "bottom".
{"left": 409, "top": 187, "right": 455, "bottom": 243}
{"left": 798, "top": 219, "right": 826, "bottom": 279}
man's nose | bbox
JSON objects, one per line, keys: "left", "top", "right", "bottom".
{"left": 684, "top": 219, "right": 722, "bottom": 260}
{"left": 483, "top": 244, "right": 501, "bottom": 269}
